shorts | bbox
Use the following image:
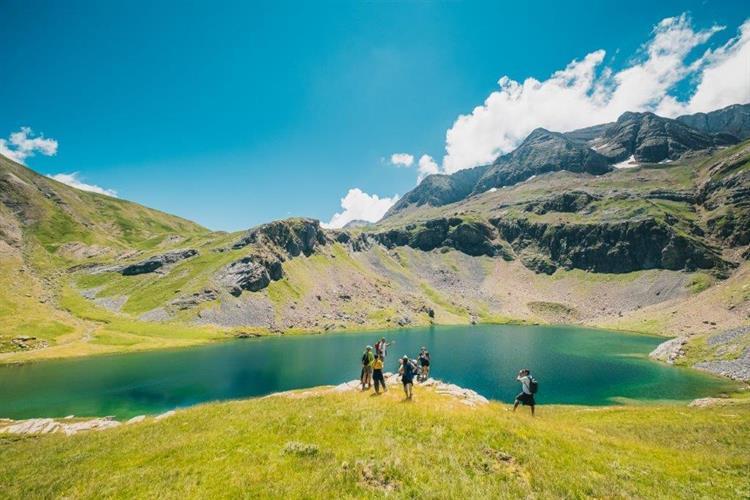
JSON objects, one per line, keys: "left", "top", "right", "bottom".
{"left": 363, "top": 366, "right": 373, "bottom": 376}
{"left": 420, "top": 360, "right": 430, "bottom": 367}
{"left": 402, "top": 378, "right": 413, "bottom": 386}
{"left": 515, "top": 392, "right": 535, "bottom": 406}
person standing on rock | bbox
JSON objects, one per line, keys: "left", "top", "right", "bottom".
{"left": 374, "top": 337, "right": 392, "bottom": 359}
{"left": 418, "top": 347, "right": 430, "bottom": 382}
{"left": 399, "top": 355, "right": 416, "bottom": 400}
{"left": 361, "top": 346, "right": 374, "bottom": 390}
{"left": 513, "top": 369, "right": 536, "bottom": 416}
{"left": 372, "top": 354, "right": 387, "bottom": 394}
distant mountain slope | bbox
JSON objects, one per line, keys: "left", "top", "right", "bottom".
{"left": 590, "top": 111, "right": 734, "bottom": 163}
{"left": 676, "top": 103, "right": 750, "bottom": 140}
{"left": 384, "top": 164, "right": 489, "bottom": 216}
{"left": 472, "top": 128, "right": 610, "bottom": 194}
{"left": 387, "top": 103, "right": 748, "bottom": 217}
{"left": 0, "top": 154, "right": 208, "bottom": 257}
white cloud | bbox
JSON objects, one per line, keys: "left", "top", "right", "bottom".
{"left": 682, "top": 19, "right": 750, "bottom": 113}
{"left": 0, "top": 127, "right": 58, "bottom": 164}
{"left": 322, "top": 188, "right": 399, "bottom": 229}
{"left": 389, "top": 153, "right": 414, "bottom": 167}
{"left": 46, "top": 172, "right": 118, "bottom": 197}
{"left": 417, "top": 154, "right": 440, "bottom": 182}
{"left": 441, "top": 14, "right": 750, "bottom": 173}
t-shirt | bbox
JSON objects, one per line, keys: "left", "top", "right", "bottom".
{"left": 363, "top": 351, "right": 374, "bottom": 366}
{"left": 372, "top": 358, "right": 383, "bottom": 370}
{"left": 402, "top": 361, "right": 416, "bottom": 382}
{"left": 518, "top": 375, "right": 531, "bottom": 395}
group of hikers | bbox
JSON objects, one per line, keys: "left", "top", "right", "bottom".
{"left": 357, "top": 337, "right": 537, "bottom": 414}
{"left": 359, "top": 337, "right": 431, "bottom": 400}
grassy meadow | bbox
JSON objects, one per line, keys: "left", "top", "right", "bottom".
{"left": 1, "top": 386, "right": 749, "bottom": 498}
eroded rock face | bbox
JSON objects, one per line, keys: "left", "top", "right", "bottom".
{"left": 363, "top": 218, "right": 510, "bottom": 258}
{"left": 216, "top": 256, "right": 283, "bottom": 296}
{"left": 473, "top": 128, "right": 611, "bottom": 194}
{"left": 676, "top": 103, "right": 750, "bottom": 140}
{"left": 492, "top": 217, "right": 728, "bottom": 274}
{"left": 592, "top": 111, "right": 732, "bottom": 163}
{"left": 120, "top": 249, "right": 198, "bottom": 275}
{"left": 232, "top": 218, "right": 328, "bottom": 256}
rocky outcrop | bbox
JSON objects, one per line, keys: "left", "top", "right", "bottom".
{"left": 385, "top": 165, "right": 489, "bottom": 216}
{"left": 473, "top": 128, "right": 611, "bottom": 194}
{"left": 216, "top": 255, "right": 283, "bottom": 296}
{"left": 121, "top": 249, "right": 198, "bottom": 275}
{"left": 591, "top": 111, "right": 734, "bottom": 163}
{"left": 491, "top": 217, "right": 728, "bottom": 274}
{"left": 676, "top": 103, "right": 750, "bottom": 140}
{"left": 331, "top": 376, "right": 489, "bottom": 407}
{"left": 0, "top": 417, "right": 121, "bottom": 436}
{"left": 232, "top": 218, "right": 328, "bottom": 256}
{"left": 361, "top": 218, "right": 511, "bottom": 258}
{"left": 649, "top": 337, "right": 688, "bottom": 364}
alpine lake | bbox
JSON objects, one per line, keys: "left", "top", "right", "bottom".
{"left": 0, "top": 324, "right": 736, "bottom": 419}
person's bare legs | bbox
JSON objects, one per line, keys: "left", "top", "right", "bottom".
{"left": 530, "top": 405, "right": 535, "bottom": 417}
{"left": 513, "top": 400, "right": 519, "bottom": 412}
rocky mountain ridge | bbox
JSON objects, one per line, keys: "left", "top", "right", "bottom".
{"left": 388, "top": 103, "right": 749, "bottom": 216}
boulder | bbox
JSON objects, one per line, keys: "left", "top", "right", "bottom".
{"left": 216, "top": 254, "right": 283, "bottom": 297}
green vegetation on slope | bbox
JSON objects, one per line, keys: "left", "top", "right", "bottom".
{"left": 1, "top": 388, "right": 748, "bottom": 498}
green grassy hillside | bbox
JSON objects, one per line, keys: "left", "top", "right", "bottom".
{"left": 1, "top": 387, "right": 749, "bottom": 498}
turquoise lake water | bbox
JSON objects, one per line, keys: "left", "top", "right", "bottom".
{"left": 0, "top": 325, "right": 735, "bottom": 419}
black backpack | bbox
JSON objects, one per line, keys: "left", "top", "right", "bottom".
{"left": 529, "top": 378, "right": 539, "bottom": 394}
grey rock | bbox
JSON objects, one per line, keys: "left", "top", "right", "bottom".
{"left": 216, "top": 256, "right": 282, "bottom": 296}
{"left": 676, "top": 103, "right": 750, "bottom": 140}
{"left": 121, "top": 249, "right": 198, "bottom": 276}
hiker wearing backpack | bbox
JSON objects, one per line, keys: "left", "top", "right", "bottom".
{"left": 399, "top": 355, "right": 417, "bottom": 400}
{"left": 513, "top": 369, "right": 537, "bottom": 416}
{"left": 361, "top": 346, "right": 374, "bottom": 390}
{"left": 417, "top": 347, "right": 430, "bottom": 382}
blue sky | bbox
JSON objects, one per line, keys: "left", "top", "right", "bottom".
{"left": 1, "top": 1, "right": 748, "bottom": 231}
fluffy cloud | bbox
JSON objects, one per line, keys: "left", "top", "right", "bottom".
{"left": 0, "top": 127, "right": 58, "bottom": 164}
{"left": 682, "top": 19, "right": 750, "bottom": 113}
{"left": 417, "top": 154, "right": 440, "bottom": 182}
{"left": 389, "top": 153, "right": 414, "bottom": 167}
{"left": 47, "top": 172, "right": 118, "bottom": 197}
{"left": 442, "top": 14, "right": 750, "bottom": 173}
{"left": 322, "top": 188, "right": 399, "bottom": 229}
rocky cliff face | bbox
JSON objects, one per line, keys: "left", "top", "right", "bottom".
{"left": 232, "top": 217, "right": 329, "bottom": 256}
{"left": 473, "top": 128, "right": 611, "bottom": 194}
{"left": 386, "top": 106, "right": 748, "bottom": 219}
{"left": 384, "top": 164, "right": 489, "bottom": 216}
{"left": 591, "top": 111, "right": 733, "bottom": 163}
{"left": 491, "top": 217, "right": 727, "bottom": 275}
{"left": 356, "top": 218, "right": 510, "bottom": 258}
{"left": 677, "top": 103, "right": 750, "bottom": 141}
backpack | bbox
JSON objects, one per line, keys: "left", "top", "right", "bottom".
{"left": 362, "top": 352, "right": 369, "bottom": 365}
{"left": 529, "top": 378, "right": 539, "bottom": 394}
